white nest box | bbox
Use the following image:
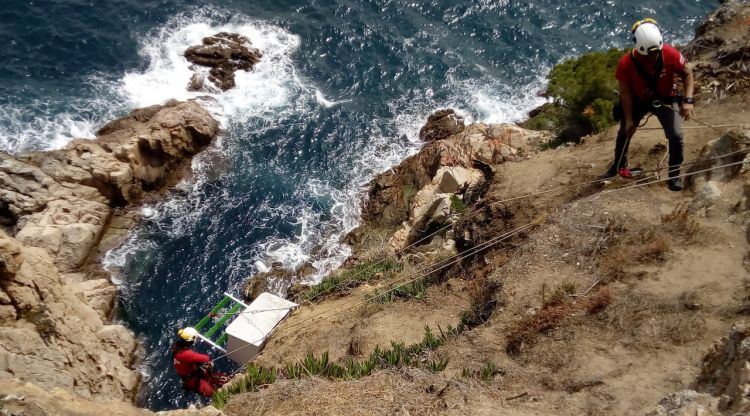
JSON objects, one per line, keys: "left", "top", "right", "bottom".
{"left": 224, "top": 293, "right": 297, "bottom": 364}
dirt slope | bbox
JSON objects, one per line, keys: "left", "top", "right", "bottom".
{"left": 221, "top": 88, "right": 750, "bottom": 415}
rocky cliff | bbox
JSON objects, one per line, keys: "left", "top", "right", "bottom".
{"left": 0, "top": 100, "right": 219, "bottom": 409}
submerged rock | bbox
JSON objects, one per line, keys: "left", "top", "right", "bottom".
{"left": 184, "top": 32, "right": 263, "bottom": 92}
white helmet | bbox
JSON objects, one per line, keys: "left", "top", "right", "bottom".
{"left": 632, "top": 18, "right": 663, "bottom": 55}
{"left": 178, "top": 327, "right": 198, "bottom": 342}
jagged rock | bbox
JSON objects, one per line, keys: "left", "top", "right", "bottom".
{"left": 388, "top": 223, "right": 413, "bottom": 252}
{"left": 243, "top": 262, "right": 296, "bottom": 301}
{"left": 689, "top": 181, "right": 722, "bottom": 214}
{"left": 0, "top": 379, "right": 154, "bottom": 416}
{"left": 436, "top": 166, "right": 483, "bottom": 194}
{"left": 72, "top": 278, "right": 118, "bottom": 320}
{"left": 360, "top": 153, "right": 432, "bottom": 229}
{"left": 0, "top": 230, "right": 139, "bottom": 401}
{"left": 1, "top": 101, "right": 218, "bottom": 271}
{"left": 683, "top": 1, "right": 750, "bottom": 98}
{"left": 645, "top": 390, "right": 720, "bottom": 416}
{"left": 15, "top": 198, "right": 109, "bottom": 272}
{"left": 419, "top": 109, "right": 465, "bottom": 142}
{"left": 485, "top": 123, "right": 551, "bottom": 151}
{"left": 686, "top": 130, "right": 750, "bottom": 190}
{"left": 184, "top": 32, "right": 263, "bottom": 91}
{"left": 354, "top": 116, "right": 537, "bottom": 254}
{"left": 410, "top": 184, "right": 442, "bottom": 224}
{"left": 695, "top": 324, "right": 750, "bottom": 412}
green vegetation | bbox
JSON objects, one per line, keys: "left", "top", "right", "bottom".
{"left": 450, "top": 194, "right": 467, "bottom": 214}
{"left": 480, "top": 362, "right": 499, "bottom": 381}
{"left": 526, "top": 48, "right": 625, "bottom": 145}
{"left": 212, "top": 325, "right": 455, "bottom": 409}
{"left": 373, "top": 278, "right": 427, "bottom": 303}
{"left": 459, "top": 362, "right": 501, "bottom": 381}
{"left": 299, "top": 259, "right": 403, "bottom": 302}
{"left": 214, "top": 274, "right": 502, "bottom": 409}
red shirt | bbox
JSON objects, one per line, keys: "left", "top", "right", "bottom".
{"left": 615, "top": 44, "right": 687, "bottom": 100}
{"left": 173, "top": 348, "right": 209, "bottom": 377}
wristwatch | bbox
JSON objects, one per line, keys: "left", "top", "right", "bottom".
{"left": 683, "top": 97, "right": 694, "bottom": 104}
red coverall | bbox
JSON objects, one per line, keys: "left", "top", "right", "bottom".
{"left": 173, "top": 349, "right": 215, "bottom": 397}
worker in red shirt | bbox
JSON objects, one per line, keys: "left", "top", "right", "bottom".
{"left": 601, "top": 18, "right": 695, "bottom": 191}
{"left": 172, "top": 327, "right": 229, "bottom": 397}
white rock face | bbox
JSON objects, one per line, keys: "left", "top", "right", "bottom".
{"left": 381, "top": 116, "right": 545, "bottom": 251}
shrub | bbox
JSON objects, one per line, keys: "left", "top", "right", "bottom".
{"left": 527, "top": 48, "right": 624, "bottom": 144}
{"left": 300, "top": 259, "right": 402, "bottom": 302}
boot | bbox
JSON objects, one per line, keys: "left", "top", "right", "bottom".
{"left": 667, "top": 168, "right": 683, "bottom": 192}
{"left": 667, "top": 177, "right": 683, "bottom": 192}
{"left": 597, "top": 164, "right": 618, "bottom": 180}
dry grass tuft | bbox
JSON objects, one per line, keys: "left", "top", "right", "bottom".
{"left": 522, "top": 338, "right": 577, "bottom": 375}
{"left": 506, "top": 303, "right": 574, "bottom": 355}
{"left": 595, "top": 292, "right": 706, "bottom": 350}
{"left": 507, "top": 287, "right": 611, "bottom": 356}
{"left": 543, "top": 281, "right": 577, "bottom": 308}
{"left": 661, "top": 203, "right": 701, "bottom": 242}
{"left": 223, "top": 369, "right": 445, "bottom": 416}
{"left": 598, "top": 228, "right": 670, "bottom": 281}
{"left": 580, "top": 287, "right": 612, "bottom": 315}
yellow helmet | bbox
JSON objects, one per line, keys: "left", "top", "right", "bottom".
{"left": 177, "top": 327, "right": 198, "bottom": 342}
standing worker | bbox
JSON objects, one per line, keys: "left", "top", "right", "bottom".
{"left": 601, "top": 18, "right": 694, "bottom": 191}
{"left": 172, "top": 327, "right": 229, "bottom": 397}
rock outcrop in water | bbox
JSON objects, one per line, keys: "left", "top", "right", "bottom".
{"left": 0, "top": 100, "right": 220, "bottom": 409}
{"left": 185, "top": 32, "right": 263, "bottom": 92}
{"left": 353, "top": 112, "right": 550, "bottom": 252}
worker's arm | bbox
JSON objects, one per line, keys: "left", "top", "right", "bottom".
{"left": 619, "top": 78, "right": 637, "bottom": 139}
{"left": 679, "top": 62, "right": 695, "bottom": 121}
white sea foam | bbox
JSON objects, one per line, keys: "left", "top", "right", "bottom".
{"left": 0, "top": 96, "right": 120, "bottom": 152}
{"left": 314, "top": 89, "right": 350, "bottom": 108}
{"left": 120, "top": 12, "right": 301, "bottom": 125}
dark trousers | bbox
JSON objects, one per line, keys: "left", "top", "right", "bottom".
{"left": 612, "top": 100, "right": 684, "bottom": 177}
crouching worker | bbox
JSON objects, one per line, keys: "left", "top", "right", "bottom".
{"left": 172, "top": 327, "right": 230, "bottom": 397}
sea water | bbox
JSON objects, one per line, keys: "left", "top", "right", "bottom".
{"left": 0, "top": 0, "right": 715, "bottom": 410}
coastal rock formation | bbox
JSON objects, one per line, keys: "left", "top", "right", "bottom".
{"left": 682, "top": 0, "right": 750, "bottom": 98}
{"left": 647, "top": 325, "right": 750, "bottom": 415}
{"left": 357, "top": 111, "right": 549, "bottom": 251}
{"left": 0, "top": 100, "right": 220, "bottom": 405}
{"left": 0, "top": 230, "right": 139, "bottom": 400}
{"left": 0, "top": 378, "right": 224, "bottom": 415}
{"left": 1, "top": 100, "right": 219, "bottom": 272}
{"left": 185, "top": 32, "right": 263, "bottom": 92}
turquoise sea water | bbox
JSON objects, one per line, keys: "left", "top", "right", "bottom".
{"left": 0, "top": 0, "right": 717, "bottom": 410}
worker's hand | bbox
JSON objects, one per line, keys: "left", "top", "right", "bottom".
{"left": 625, "top": 120, "right": 637, "bottom": 139}
{"left": 680, "top": 103, "right": 694, "bottom": 121}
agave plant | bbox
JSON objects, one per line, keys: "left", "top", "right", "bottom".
{"left": 480, "top": 362, "right": 498, "bottom": 381}
{"left": 212, "top": 390, "right": 228, "bottom": 409}
{"left": 426, "top": 357, "right": 449, "bottom": 372}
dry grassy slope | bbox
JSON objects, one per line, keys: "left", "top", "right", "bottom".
{"left": 224, "top": 91, "right": 750, "bottom": 416}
